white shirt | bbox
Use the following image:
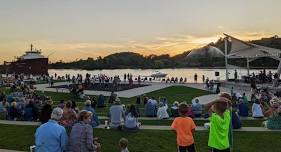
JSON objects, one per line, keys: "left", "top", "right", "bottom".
{"left": 121, "top": 147, "right": 129, "bottom": 152}
{"left": 252, "top": 103, "right": 264, "bottom": 117}
{"left": 157, "top": 105, "right": 169, "bottom": 119}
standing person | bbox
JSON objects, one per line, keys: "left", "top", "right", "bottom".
{"left": 68, "top": 110, "right": 101, "bottom": 152}
{"left": 194, "top": 73, "right": 198, "bottom": 83}
{"left": 234, "top": 70, "right": 238, "bottom": 82}
{"left": 184, "top": 77, "right": 187, "bottom": 83}
{"left": 205, "top": 96, "right": 231, "bottom": 152}
{"left": 202, "top": 75, "right": 205, "bottom": 83}
{"left": 171, "top": 103, "right": 197, "bottom": 152}
{"left": 124, "top": 74, "right": 127, "bottom": 82}
{"left": 35, "top": 108, "right": 68, "bottom": 152}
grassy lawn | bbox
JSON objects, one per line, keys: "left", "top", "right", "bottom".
{"left": 36, "top": 86, "right": 211, "bottom": 116}
{"left": 0, "top": 124, "right": 280, "bottom": 152}
{"left": 0, "top": 85, "right": 278, "bottom": 151}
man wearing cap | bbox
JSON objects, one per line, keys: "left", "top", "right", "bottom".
{"left": 109, "top": 97, "right": 125, "bottom": 128}
{"left": 35, "top": 108, "right": 68, "bottom": 152}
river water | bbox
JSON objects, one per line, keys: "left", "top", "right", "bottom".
{"left": 49, "top": 68, "right": 276, "bottom": 83}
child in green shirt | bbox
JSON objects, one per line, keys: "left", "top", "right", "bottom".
{"left": 205, "top": 94, "right": 231, "bottom": 152}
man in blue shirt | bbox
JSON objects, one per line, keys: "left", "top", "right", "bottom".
{"left": 192, "top": 99, "right": 203, "bottom": 117}
{"left": 35, "top": 108, "right": 68, "bottom": 152}
{"left": 145, "top": 97, "right": 157, "bottom": 117}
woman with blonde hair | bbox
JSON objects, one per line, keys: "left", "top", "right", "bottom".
{"left": 59, "top": 101, "right": 77, "bottom": 131}
{"left": 68, "top": 110, "right": 101, "bottom": 152}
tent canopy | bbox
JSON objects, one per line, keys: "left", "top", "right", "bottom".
{"left": 224, "top": 33, "right": 281, "bottom": 60}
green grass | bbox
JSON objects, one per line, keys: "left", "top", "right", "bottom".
{"left": 0, "top": 124, "right": 280, "bottom": 152}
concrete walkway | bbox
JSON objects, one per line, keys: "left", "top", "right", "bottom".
{"left": 34, "top": 82, "right": 173, "bottom": 98}
{"left": 98, "top": 116, "right": 265, "bottom": 121}
{"left": 35, "top": 81, "right": 252, "bottom": 103}
{"left": 95, "top": 124, "right": 281, "bottom": 132}
{"left": 1, "top": 120, "right": 278, "bottom": 132}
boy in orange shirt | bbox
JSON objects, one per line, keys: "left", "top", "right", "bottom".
{"left": 171, "top": 102, "right": 197, "bottom": 152}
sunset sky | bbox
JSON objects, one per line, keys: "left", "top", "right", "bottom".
{"left": 0, "top": 0, "right": 281, "bottom": 63}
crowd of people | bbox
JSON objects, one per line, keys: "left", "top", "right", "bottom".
{"left": 230, "top": 86, "right": 281, "bottom": 129}
{"left": 1, "top": 73, "right": 281, "bottom": 152}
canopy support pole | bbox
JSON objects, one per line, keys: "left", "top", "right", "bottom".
{"left": 246, "top": 58, "right": 250, "bottom": 76}
{"left": 224, "top": 38, "right": 229, "bottom": 81}
{"left": 277, "top": 60, "right": 281, "bottom": 78}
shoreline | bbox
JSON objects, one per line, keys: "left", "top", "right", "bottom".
{"left": 48, "top": 67, "right": 278, "bottom": 70}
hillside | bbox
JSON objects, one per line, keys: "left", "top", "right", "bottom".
{"left": 49, "top": 35, "right": 281, "bottom": 69}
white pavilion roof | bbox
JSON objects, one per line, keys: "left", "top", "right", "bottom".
{"left": 224, "top": 33, "right": 281, "bottom": 60}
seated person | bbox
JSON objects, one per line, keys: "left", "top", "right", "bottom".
{"left": 77, "top": 84, "right": 84, "bottom": 98}
{"left": 252, "top": 100, "right": 264, "bottom": 118}
{"left": 232, "top": 109, "right": 242, "bottom": 129}
{"left": 144, "top": 98, "right": 157, "bottom": 117}
{"left": 192, "top": 99, "right": 203, "bottom": 117}
{"left": 143, "top": 96, "right": 148, "bottom": 105}
{"left": 186, "top": 104, "right": 194, "bottom": 118}
{"left": 6, "top": 95, "right": 14, "bottom": 103}
{"left": 238, "top": 99, "right": 249, "bottom": 117}
{"left": 24, "top": 100, "right": 34, "bottom": 121}
{"left": 262, "top": 98, "right": 281, "bottom": 129}
{"left": 7, "top": 101, "right": 19, "bottom": 120}
{"left": 39, "top": 100, "right": 53, "bottom": 124}
{"left": 68, "top": 110, "right": 101, "bottom": 152}
{"left": 135, "top": 97, "right": 141, "bottom": 117}
{"left": 84, "top": 100, "right": 100, "bottom": 128}
{"left": 0, "top": 101, "right": 4, "bottom": 113}
{"left": 108, "top": 91, "right": 117, "bottom": 104}
{"left": 16, "top": 99, "right": 25, "bottom": 117}
{"left": 59, "top": 101, "right": 78, "bottom": 129}
{"left": 170, "top": 101, "right": 179, "bottom": 117}
{"left": 58, "top": 100, "right": 65, "bottom": 109}
{"left": 124, "top": 104, "right": 140, "bottom": 131}
{"left": 157, "top": 102, "right": 169, "bottom": 119}
{"left": 97, "top": 94, "right": 106, "bottom": 108}
{"left": 160, "top": 97, "right": 168, "bottom": 105}
{"left": 109, "top": 98, "right": 125, "bottom": 128}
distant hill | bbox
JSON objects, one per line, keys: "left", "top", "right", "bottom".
{"left": 49, "top": 35, "right": 281, "bottom": 69}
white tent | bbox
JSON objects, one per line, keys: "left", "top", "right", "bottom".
{"left": 223, "top": 33, "right": 281, "bottom": 80}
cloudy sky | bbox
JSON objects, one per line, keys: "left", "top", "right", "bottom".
{"left": 0, "top": 0, "right": 280, "bottom": 63}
